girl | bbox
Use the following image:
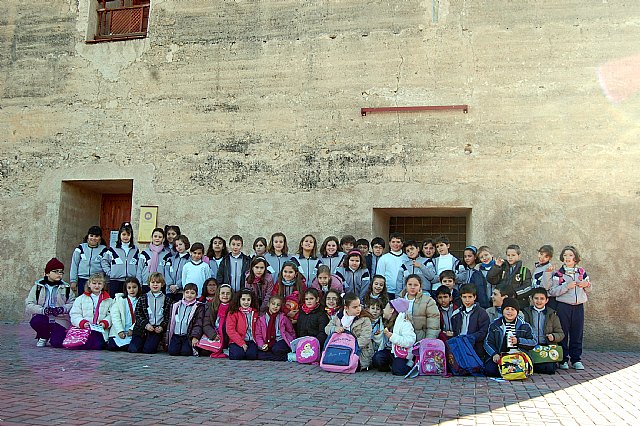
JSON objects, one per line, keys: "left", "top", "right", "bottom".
{"left": 252, "top": 237, "right": 268, "bottom": 258}
{"left": 70, "top": 225, "right": 107, "bottom": 295}
{"left": 165, "top": 235, "right": 191, "bottom": 302}
{"left": 296, "top": 288, "right": 329, "bottom": 347}
{"left": 264, "top": 232, "right": 289, "bottom": 278}
{"left": 130, "top": 272, "right": 172, "bottom": 354}
{"left": 421, "top": 239, "right": 436, "bottom": 261}
{"left": 101, "top": 222, "right": 141, "bottom": 298}
{"left": 167, "top": 283, "right": 205, "bottom": 356}
{"left": 273, "top": 261, "right": 306, "bottom": 299}
{"left": 245, "top": 257, "right": 275, "bottom": 313}
{"left": 198, "top": 278, "right": 218, "bottom": 303}
{"left": 363, "top": 274, "right": 389, "bottom": 310}
{"left": 164, "top": 225, "right": 181, "bottom": 256}
{"left": 226, "top": 289, "right": 259, "bottom": 360}
{"left": 206, "top": 236, "right": 228, "bottom": 278}
{"left": 549, "top": 245, "right": 591, "bottom": 371}
{"left": 399, "top": 274, "right": 440, "bottom": 340}
{"left": 455, "top": 245, "right": 490, "bottom": 308}
{"left": 255, "top": 295, "right": 296, "bottom": 361}
{"left": 335, "top": 250, "right": 370, "bottom": 301}
{"left": 318, "top": 236, "right": 343, "bottom": 275}
{"left": 69, "top": 273, "right": 113, "bottom": 350}
{"left": 477, "top": 245, "right": 502, "bottom": 301}
{"left": 323, "top": 289, "right": 343, "bottom": 319}
{"left": 311, "top": 264, "right": 344, "bottom": 297}
{"left": 107, "top": 277, "right": 142, "bottom": 351}
{"left": 325, "top": 292, "right": 374, "bottom": 370}
{"left": 201, "top": 283, "right": 232, "bottom": 356}
{"left": 138, "top": 228, "right": 170, "bottom": 286}
{"left": 291, "top": 234, "right": 321, "bottom": 284}
{"left": 370, "top": 298, "right": 416, "bottom": 375}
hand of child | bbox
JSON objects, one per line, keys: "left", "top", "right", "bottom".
{"left": 546, "top": 264, "right": 555, "bottom": 272}
{"left": 412, "top": 260, "right": 423, "bottom": 268}
{"left": 170, "top": 285, "right": 178, "bottom": 293}
{"left": 261, "top": 344, "right": 269, "bottom": 351}
{"left": 493, "top": 354, "right": 501, "bottom": 363}
{"left": 83, "top": 322, "right": 91, "bottom": 329}
{"left": 383, "top": 328, "right": 392, "bottom": 339}
{"left": 242, "top": 344, "right": 248, "bottom": 351}
{"left": 509, "top": 335, "right": 518, "bottom": 346}
{"left": 335, "top": 326, "right": 345, "bottom": 333}
{"left": 567, "top": 281, "right": 577, "bottom": 289}
{"left": 70, "top": 282, "right": 77, "bottom": 292}
{"left": 154, "top": 326, "right": 163, "bottom": 334}
{"left": 445, "top": 331, "right": 454, "bottom": 337}
{"left": 495, "top": 257, "right": 504, "bottom": 266}
{"left": 374, "top": 330, "right": 381, "bottom": 335}
{"left": 118, "top": 331, "right": 126, "bottom": 339}
{"left": 288, "top": 309, "right": 299, "bottom": 318}
{"left": 546, "top": 334, "right": 554, "bottom": 342}
{"left": 127, "top": 330, "right": 133, "bottom": 337}
{"left": 145, "top": 324, "right": 155, "bottom": 332}
{"left": 578, "top": 281, "right": 590, "bottom": 288}
{"left": 191, "top": 337, "right": 199, "bottom": 347}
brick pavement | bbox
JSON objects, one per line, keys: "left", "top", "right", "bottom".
{"left": 1, "top": 323, "right": 639, "bottom": 425}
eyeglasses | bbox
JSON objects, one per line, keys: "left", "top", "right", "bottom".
{"left": 50, "top": 270, "right": 64, "bottom": 274}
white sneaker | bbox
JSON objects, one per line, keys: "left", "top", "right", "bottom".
{"left": 558, "top": 361, "right": 569, "bottom": 370}
{"left": 36, "top": 338, "right": 48, "bottom": 347}
{"left": 572, "top": 361, "right": 585, "bottom": 370}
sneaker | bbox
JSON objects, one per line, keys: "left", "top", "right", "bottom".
{"left": 572, "top": 361, "right": 585, "bottom": 370}
{"left": 558, "top": 361, "right": 569, "bottom": 370}
{"left": 36, "top": 338, "right": 48, "bottom": 347}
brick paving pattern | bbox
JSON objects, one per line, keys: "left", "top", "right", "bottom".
{"left": 1, "top": 323, "right": 639, "bottom": 425}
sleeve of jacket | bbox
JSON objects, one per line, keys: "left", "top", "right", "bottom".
{"left": 70, "top": 246, "right": 82, "bottom": 283}
{"left": 69, "top": 297, "right": 85, "bottom": 328}
{"left": 395, "top": 268, "right": 405, "bottom": 297}
{"left": 133, "top": 296, "right": 148, "bottom": 335}
{"left": 216, "top": 259, "right": 227, "bottom": 284}
{"left": 548, "top": 275, "right": 569, "bottom": 297}
{"left": 359, "top": 271, "right": 370, "bottom": 301}
{"left": 136, "top": 254, "right": 148, "bottom": 287}
{"left": 472, "top": 271, "right": 490, "bottom": 308}
{"left": 109, "top": 297, "right": 125, "bottom": 334}
{"left": 282, "top": 315, "right": 296, "bottom": 345}
{"left": 225, "top": 313, "right": 246, "bottom": 347}
{"left": 390, "top": 318, "right": 416, "bottom": 348}
{"left": 202, "top": 305, "right": 217, "bottom": 339}
{"left": 516, "top": 322, "right": 537, "bottom": 350}
{"left": 484, "top": 323, "right": 500, "bottom": 357}
{"left": 190, "top": 304, "right": 205, "bottom": 339}
{"left": 418, "top": 263, "right": 435, "bottom": 283}
{"left": 355, "top": 319, "right": 372, "bottom": 350}
{"left": 62, "top": 288, "right": 76, "bottom": 313}
{"left": 425, "top": 297, "right": 441, "bottom": 339}
{"left": 261, "top": 276, "right": 275, "bottom": 313}
{"left": 485, "top": 265, "right": 501, "bottom": 285}
{"left": 160, "top": 297, "right": 173, "bottom": 331}
{"left": 164, "top": 256, "right": 174, "bottom": 286}
{"left": 254, "top": 316, "right": 266, "bottom": 348}
{"left": 324, "top": 315, "right": 338, "bottom": 336}
{"left": 470, "top": 309, "right": 490, "bottom": 344}
{"left": 25, "top": 285, "right": 44, "bottom": 316}
{"left": 101, "top": 249, "right": 113, "bottom": 276}
{"left": 549, "top": 312, "right": 565, "bottom": 343}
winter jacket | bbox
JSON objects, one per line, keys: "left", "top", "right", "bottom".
{"left": 245, "top": 272, "right": 275, "bottom": 314}
{"left": 484, "top": 317, "right": 537, "bottom": 358}
{"left": 101, "top": 245, "right": 140, "bottom": 281}
{"left": 549, "top": 266, "right": 591, "bottom": 305}
{"left": 310, "top": 274, "right": 344, "bottom": 296}
{"left": 263, "top": 253, "right": 290, "bottom": 278}
{"left": 335, "top": 267, "right": 370, "bottom": 300}
{"left": 168, "top": 301, "right": 205, "bottom": 345}
{"left": 318, "top": 253, "right": 345, "bottom": 275}
{"left": 532, "top": 262, "right": 553, "bottom": 289}
{"left": 133, "top": 292, "right": 173, "bottom": 336}
{"left": 216, "top": 254, "right": 252, "bottom": 292}
{"left": 69, "top": 292, "right": 113, "bottom": 340}
{"left": 498, "top": 261, "right": 533, "bottom": 309}
{"left": 455, "top": 267, "right": 490, "bottom": 308}
{"left": 325, "top": 313, "right": 374, "bottom": 369}
{"left": 164, "top": 252, "right": 190, "bottom": 289}
{"left": 226, "top": 309, "right": 258, "bottom": 347}
{"left": 296, "top": 305, "right": 329, "bottom": 347}
{"left": 521, "top": 306, "right": 565, "bottom": 344}
{"left": 70, "top": 243, "right": 108, "bottom": 283}
{"left": 108, "top": 294, "right": 137, "bottom": 337}
{"left": 366, "top": 253, "right": 382, "bottom": 277}
{"left": 375, "top": 312, "right": 416, "bottom": 353}
{"left": 290, "top": 255, "right": 321, "bottom": 284}
{"left": 25, "top": 279, "right": 75, "bottom": 328}
{"left": 451, "top": 304, "right": 490, "bottom": 358}
{"left": 376, "top": 251, "right": 407, "bottom": 295}
{"left": 255, "top": 312, "right": 296, "bottom": 348}
{"left": 478, "top": 261, "right": 501, "bottom": 300}
{"left": 137, "top": 246, "right": 171, "bottom": 285}
{"left": 399, "top": 290, "right": 440, "bottom": 340}
{"left": 396, "top": 256, "right": 434, "bottom": 295}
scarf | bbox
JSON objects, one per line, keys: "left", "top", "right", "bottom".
{"left": 325, "top": 306, "right": 338, "bottom": 317}
{"left": 301, "top": 303, "right": 318, "bottom": 315}
{"left": 239, "top": 306, "right": 253, "bottom": 314}
{"left": 282, "top": 279, "right": 295, "bottom": 287}
{"left": 265, "top": 311, "right": 278, "bottom": 348}
{"left": 148, "top": 243, "right": 164, "bottom": 273}
{"left": 341, "top": 313, "right": 356, "bottom": 330}
{"left": 216, "top": 303, "right": 229, "bottom": 335}
{"left": 479, "top": 260, "right": 495, "bottom": 270}
{"left": 181, "top": 297, "right": 198, "bottom": 307}
{"left": 91, "top": 291, "right": 110, "bottom": 324}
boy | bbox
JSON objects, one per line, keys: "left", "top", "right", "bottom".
{"left": 25, "top": 258, "right": 76, "bottom": 348}
{"left": 483, "top": 298, "right": 537, "bottom": 377}
{"left": 437, "top": 270, "right": 461, "bottom": 307}
{"left": 533, "top": 244, "right": 556, "bottom": 308}
{"left": 451, "top": 284, "right": 490, "bottom": 359}
{"left": 486, "top": 283, "right": 517, "bottom": 322}
{"left": 429, "top": 236, "right": 460, "bottom": 290}
{"left": 396, "top": 240, "right": 433, "bottom": 296}
{"left": 340, "top": 235, "right": 357, "bottom": 254}
{"left": 130, "top": 272, "right": 173, "bottom": 354}
{"left": 167, "top": 283, "right": 205, "bottom": 356}
{"left": 356, "top": 238, "right": 370, "bottom": 257}
{"left": 477, "top": 245, "right": 502, "bottom": 302}
{"left": 521, "top": 287, "right": 565, "bottom": 374}
{"left": 366, "top": 237, "right": 385, "bottom": 276}
{"left": 182, "top": 242, "right": 213, "bottom": 296}
{"left": 216, "top": 235, "right": 251, "bottom": 292}
{"left": 495, "top": 244, "right": 533, "bottom": 309}
{"left": 375, "top": 233, "right": 407, "bottom": 300}
{"left": 435, "top": 285, "right": 458, "bottom": 340}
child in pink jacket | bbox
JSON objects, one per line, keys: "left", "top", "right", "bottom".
{"left": 256, "top": 295, "right": 296, "bottom": 361}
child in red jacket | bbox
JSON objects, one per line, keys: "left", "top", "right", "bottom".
{"left": 225, "top": 288, "right": 259, "bottom": 360}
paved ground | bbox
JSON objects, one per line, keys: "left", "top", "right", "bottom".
{"left": 1, "top": 323, "right": 639, "bottom": 425}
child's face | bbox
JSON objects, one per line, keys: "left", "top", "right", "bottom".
{"left": 175, "top": 240, "right": 186, "bottom": 254}
{"left": 437, "top": 293, "right": 452, "bottom": 308}
{"left": 538, "top": 252, "right": 551, "bottom": 265}
{"left": 422, "top": 243, "right": 435, "bottom": 258}
{"left": 463, "top": 250, "right": 477, "bottom": 267}
{"left": 230, "top": 240, "right": 243, "bottom": 255}
{"left": 372, "top": 278, "right": 385, "bottom": 295}
{"left": 505, "top": 249, "right": 520, "bottom": 265}
{"left": 219, "top": 287, "right": 232, "bottom": 303}
{"left": 405, "top": 277, "right": 422, "bottom": 296}
{"left": 120, "top": 231, "right": 131, "bottom": 244}
{"left": 440, "top": 277, "right": 455, "bottom": 289}
{"left": 282, "top": 266, "right": 296, "bottom": 282}
{"left": 302, "top": 237, "right": 315, "bottom": 252}
{"left": 436, "top": 242, "right": 450, "bottom": 256}
{"left": 46, "top": 268, "right": 64, "bottom": 282}
{"left": 372, "top": 244, "right": 384, "bottom": 256}
{"left": 304, "top": 293, "right": 319, "bottom": 308}
{"left": 478, "top": 250, "right": 493, "bottom": 264}
{"left": 151, "top": 231, "right": 164, "bottom": 246}
{"left": 405, "top": 245, "right": 419, "bottom": 260}
{"left": 87, "top": 234, "right": 101, "bottom": 248}
{"left": 532, "top": 293, "right": 548, "bottom": 309}
{"left": 254, "top": 241, "right": 266, "bottom": 256}
{"left": 382, "top": 303, "right": 394, "bottom": 320}
{"left": 206, "top": 282, "right": 217, "bottom": 296}
{"left": 341, "top": 242, "right": 354, "bottom": 253}
{"left": 183, "top": 289, "right": 197, "bottom": 302}
{"left": 149, "top": 280, "right": 163, "bottom": 293}
{"left": 252, "top": 262, "right": 266, "bottom": 277}
{"left": 126, "top": 282, "right": 139, "bottom": 297}
{"left": 89, "top": 279, "right": 105, "bottom": 294}
{"left": 317, "top": 272, "right": 330, "bottom": 286}
{"left": 190, "top": 249, "right": 204, "bottom": 262}
{"left": 212, "top": 238, "right": 224, "bottom": 253}
{"left": 562, "top": 250, "right": 577, "bottom": 267}
{"left": 268, "top": 298, "right": 282, "bottom": 314}
{"left": 389, "top": 238, "right": 403, "bottom": 252}
{"left": 369, "top": 304, "right": 381, "bottom": 319}
{"left": 325, "top": 293, "right": 339, "bottom": 309}
{"left": 325, "top": 240, "right": 338, "bottom": 255}
{"left": 348, "top": 256, "right": 360, "bottom": 270}
{"left": 345, "top": 299, "right": 362, "bottom": 317}
{"left": 166, "top": 229, "right": 177, "bottom": 243}
{"left": 491, "top": 289, "right": 506, "bottom": 307}
{"left": 357, "top": 244, "right": 369, "bottom": 256}
{"left": 240, "top": 294, "right": 252, "bottom": 308}
{"left": 503, "top": 306, "right": 518, "bottom": 321}
{"left": 272, "top": 236, "right": 285, "bottom": 253}
{"left": 461, "top": 293, "right": 476, "bottom": 308}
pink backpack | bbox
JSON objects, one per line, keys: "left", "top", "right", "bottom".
{"left": 320, "top": 332, "right": 360, "bottom": 374}
{"left": 406, "top": 338, "right": 447, "bottom": 377}
{"left": 62, "top": 327, "right": 91, "bottom": 349}
{"left": 289, "top": 336, "right": 320, "bottom": 364}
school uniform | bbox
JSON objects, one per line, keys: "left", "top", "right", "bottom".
{"left": 25, "top": 278, "right": 75, "bottom": 348}
{"left": 69, "top": 291, "right": 113, "bottom": 350}
{"left": 130, "top": 291, "right": 173, "bottom": 354}
{"left": 181, "top": 260, "right": 213, "bottom": 296}
{"left": 451, "top": 304, "right": 490, "bottom": 359}
{"left": 335, "top": 267, "right": 370, "bottom": 301}
{"left": 226, "top": 308, "right": 259, "bottom": 360}
{"left": 101, "top": 243, "right": 140, "bottom": 297}
{"left": 432, "top": 254, "right": 460, "bottom": 280}
{"left": 438, "top": 303, "right": 459, "bottom": 336}
{"left": 263, "top": 253, "right": 289, "bottom": 278}
{"left": 208, "top": 256, "right": 224, "bottom": 280}
{"left": 290, "top": 255, "right": 321, "bottom": 285}
{"left": 167, "top": 299, "right": 205, "bottom": 356}
{"left": 396, "top": 256, "right": 434, "bottom": 296}
{"left": 216, "top": 253, "right": 252, "bottom": 292}
{"left": 107, "top": 294, "right": 138, "bottom": 351}
{"left": 365, "top": 253, "right": 382, "bottom": 277}
{"left": 255, "top": 312, "right": 296, "bottom": 361}
{"left": 318, "top": 253, "right": 344, "bottom": 275}
{"left": 477, "top": 261, "right": 501, "bottom": 303}
{"left": 164, "top": 252, "right": 190, "bottom": 301}
{"left": 70, "top": 243, "right": 107, "bottom": 294}
{"left": 376, "top": 251, "right": 407, "bottom": 299}
{"left": 137, "top": 246, "right": 171, "bottom": 287}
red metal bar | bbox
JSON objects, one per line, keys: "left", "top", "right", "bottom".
{"left": 360, "top": 105, "right": 469, "bottom": 116}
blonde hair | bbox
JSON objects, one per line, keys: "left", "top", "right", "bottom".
{"left": 86, "top": 272, "right": 106, "bottom": 292}
{"left": 148, "top": 272, "right": 166, "bottom": 286}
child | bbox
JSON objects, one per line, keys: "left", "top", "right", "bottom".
{"left": 483, "top": 298, "right": 537, "bottom": 377}
{"left": 368, "top": 298, "right": 385, "bottom": 355}
{"left": 26, "top": 258, "right": 76, "bottom": 348}
{"left": 318, "top": 236, "right": 344, "bottom": 274}
{"left": 435, "top": 285, "right": 458, "bottom": 340}
{"left": 252, "top": 237, "right": 268, "bottom": 258}
{"left": 296, "top": 288, "right": 329, "bottom": 347}
{"left": 216, "top": 235, "right": 251, "bottom": 292}
{"left": 438, "top": 270, "right": 462, "bottom": 307}
{"left": 273, "top": 261, "right": 307, "bottom": 300}
{"left": 486, "top": 284, "right": 517, "bottom": 322}
{"left": 101, "top": 222, "right": 141, "bottom": 297}
{"left": 356, "top": 238, "right": 370, "bottom": 257}
{"left": 495, "top": 244, "right": 533, "bottom": 309}
{"left": 323, "top": 289, "right": 343, "bottom": 319}
{"left": 201, "top": 283, "right": 233, "bottom": 355}
{"left": 226, "top": 289, "right": 259, "bottom": 360}
{"left": 455, "top": 245, "right": 490, "bottom": 308}
{"left": 522, "top": 287, "right": 565, "bottom": 374}
{"left": 256, "top": 295, "right": 296, "bottom": 361}
{"left": 245, "top": 257, "right": 275, "bottom": 313}
{"left": 399, "top": 274, "right": 441, "bottom": 340}
{"left": 476, "top": 246, "right": 502, "bottom": 305}
{"left": 396, "top": 240, "right": 433, "bottom": 296}
{"left": 340, "top": 235, "right": 357, "bottom": 254}
{"left": 206, "top": 236, "right": 228, "bottom": 278}
{"left": 137, "top": 227, "right": 171, "bottom": 286}
{"left": 264, "top": 232, "right": 289, "bottom": 278}
{"left": 421, "top": 239, "right": 436, "bottom": 261}
{"left": 451, "top": 284, "right": 490, "bottom": 359}
{"left": 549, "top": 245, "right": 591, "bottom": 370}
{"left": 291, "top": 234, "right": 321, "bottom": 284}
{"left": 107, "top": 276, "right": 142, "bottom": 351}
{"left": 130, "top": 272, "right": 172, "bottom": 354}
{"left": 70, "top": 225, "right": 107, "bottom": 295}
{"left": 432, "top": 236, "right": 460, "bottom": 284}
{"left": 198, "top": 278, "right": 218, "bottom": 303}
{"left": 366, "top": 237, "right": 385, "bottom": 277}
{"left": 533, "top": 245, "right": 554, "bottom": 289}
{"left": 335, "top": 250, "right": 370, "bottom": 301}
{"left": 311, "top": 264, "right": 344, "bottom": 296}
{"left": 69, "top": 272, "right": 113, "bottom": 350}
{"left": 376, "top": 232, "right": 407, "bottom": 300}
{"left": 165, "top": 235, "right": 191, "bottom": 301}
{"left": 325, "top": 292, "right": 374, "bottom": 371}
{"left": 362, "top": 275, "right": 389, "bottom": 310}
{"left": 182, "top": 242, "right": 213, "bottom": 296}
{"left": 164, "top": 225, "right": 181, "bottom": 256}
{"left": 167, "top": 283, "right": 205, "bottom": 356}
{"left": 370, "top": 298, "right": 417, "bottom": 375}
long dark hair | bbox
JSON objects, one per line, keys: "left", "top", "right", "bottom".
{"left": 83, "top": 225, "right": 107, "bottom": 246}
{"left": 228, "top": 289, "right": 258, "bottom": 314}
{"left": 116, "top": 222, "right": 135, "bottom": 248}
{"left": 206, "top": 236, "right": 228, "bottom": 259}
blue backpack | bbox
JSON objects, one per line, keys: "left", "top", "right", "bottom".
{"left": 445, "top": 335, "right": 484, "bottom": 376}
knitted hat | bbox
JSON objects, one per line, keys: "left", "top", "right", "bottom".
{"left": 390, "top": 297, "right": 410, "bottom": 313}
{"left": 502, "top": 297, "right": 520, "bottom": 313}
{"left": 45, "top": 258, "right": 64, "bottom": 274}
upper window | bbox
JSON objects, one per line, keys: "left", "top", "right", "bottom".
{"left": 89, "top": 0, "right": 150, "bottom": 43}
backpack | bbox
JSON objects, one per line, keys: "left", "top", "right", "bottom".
{"left": 288, "top": 336, "right": 320, "bottom": 364}
{"left": 320, "top": 331, "right": 360, "bottom": 374}
{"left": 527, "top": 344, "right": 563, "bottom": 365}
{"left": 499, "top": 351, "right": 533, "bottom": 380}
{"left": 444, "top": 335, "right": 484, "bottom": 376}
{"left": 405, "top": 338, "right": 448, "bottom": 378}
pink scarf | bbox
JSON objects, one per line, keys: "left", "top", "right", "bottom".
{"left": 216, "top": 303, "right": 230, "bottom": 336}
{"left": 301, "top": 303, "right": 318, "bottom": 315}
{"left": 239, "top": 307, "right": 253, "bottom": 314}
{"left": 148, "top": 243, "right": 164, "bottom": 273}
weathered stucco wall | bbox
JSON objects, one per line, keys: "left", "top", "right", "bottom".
{"left": 1, "top": 0, "right": 639, "bottom": 350}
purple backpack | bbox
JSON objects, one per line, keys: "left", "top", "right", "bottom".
{"left": 289, "top": 336, "right": 320, "bottom": 364}
{"left": 405, "top": 338, "right": 448, "bottom": 378}
{"left": 320, "top": 332, "right": 360, "bottom": 374}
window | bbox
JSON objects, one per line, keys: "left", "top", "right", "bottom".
{"left": 88, "top": 0, "right": 150, "bottom": 43}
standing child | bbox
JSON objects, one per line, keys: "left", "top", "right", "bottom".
{"left": 101, "top": 222, "right": 140, "bottom": 298}
{"left": 366, "top": 237, "right": 385, "bottom": 277}
{"left": 432, "top": 236, "right": 460, "bottom": 283}
{"left": 311, "top": 264, "right": 344, "bottom": 297}
{"left": 421, "top": 239, "right": 436, "bottom": 262}
{"left": 129, "top": 273, "right": 173, "bottom": 354}
{"left": 533, "top": 244, "right": 556, "bottom": 309}
{"left": 549, "top": 245, "right": 591, "bottom": 370}
{"left": 182, "top": 242, "right": 213, "bottom": 297}
{"left": 206, "top": 236, "right": 228, "bottom": 279}
{"left": 522, "top": 287, "right": 565, "bottom": 374}
{"left": 165, "top": 235, "right": 191, "bottom": 301}
{"left": 70, "top": 225, "right": 107, "bottom": 295}
{"left": 296, "top": 288, "right": 330, "bottom": 346}
{"left": 435, "top": 285, "right": 458, "bottom": 340}
{"left": 340, "top": 235, "right": 357, "bottom": 255}
{"left": 376, "top": 232, "right": 407, "bottom": 301}
{"left": 26, "top": 258, "right": 75, "bottom": 348}
{"left": 291, "top": 234, "right": 321, "bottom": 284}
{"left": 201, "top": 284, "right": 233, "bottom": 355}
{"left": 256, "top": 295, "right": 296, "bottom": 361}
{"left": 198, "top": 278, "right": 218, "bottom": 303}
{"left": 362, "top": 275, "right": 389, "bottom": 310}
{"left": 164, "top": 225, "right": 181, "bottom": 257}
{"left": 226, "top": 289, "right": 259, "bottom": 360}
{"left": 335, "top": 250, "right": 370, "bottom": 301}
{"left": 69, "top": 273, "right": 113, "bottom": 350}
{"left": 252, "top": 237, "right": 268, "bottom": 258}
{"left": 318, "top": 236, "right": 344, "bottom": 275}
{"left": 245, "top": 257, "right": 275, "bottom": 313}
{"left": 356, "top": 239, "right": 370, "bottom": 257}
{"left": 137, "top": 228, "right": 171, "bottom": 286}
{"left": 370, "top": 298, "right": 417, "bottom": 375}
{"left": 455, "top": 246, "right": 490, "bottom": 308}
{"left": 477, "top": 246, "right": 502, "bottom": 303}
{"left": 107, "top": 276, "right": 142, "bottom": 351}
{"left": 264, "top": 232, "right": 289, "bottom": 278}
{"left": 451, "top": 284, "right": 490, "bottom": 359}
{"left": 495, "top": 244, "right": 533, "bottom": 309}
{"left": 396, "top": 240, "right": 433, "bottom": 296}
{"left": 216, "top": 235, "right": 252, "bottom": 292}
{"left": 167, "top": 283, "right": 205, "bottom": 356}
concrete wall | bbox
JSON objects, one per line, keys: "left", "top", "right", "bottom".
{"left": 1, "top": 0, "right": 639, "bottom": 349}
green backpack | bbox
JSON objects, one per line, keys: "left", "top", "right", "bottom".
{"left": 528, "top": 344, "right": 564, "bottom": 364}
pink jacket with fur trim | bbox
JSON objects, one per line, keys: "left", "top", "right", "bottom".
{"left": 255, "top": 312, "right": 296, "bottom": 348}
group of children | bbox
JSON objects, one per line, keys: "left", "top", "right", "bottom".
{"left": 26, "top": 222, "right": 591, "bottom": 376}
